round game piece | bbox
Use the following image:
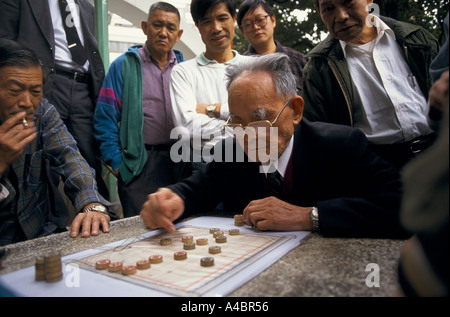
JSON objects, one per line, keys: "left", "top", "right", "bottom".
{"left": 174, "top": 251, "right": 187, "bottom": 260}
{"left": 200, "top": 257, "right": 215, "bottom": 267}
{"left": 136, "top": 260, "right": 150, "bottom": 270}
{"left": 229, "top": 229, "right": 240, "bottom": 235}
{"left": 149, "top": 255, "right": 163, "bottom": 264}
{"left": 209, "top": 228, "right": 220, "bottom": 234}
{"left": 160, "top": 238, "right": 172, "bottom": 246}
{"left": 108, "top": 262, "right": 123, "bottom": 272}
{"left": 181, "top": 236, "right": 193, "bottom": 243}
{"left": 121, "top": 265, "right": 137, "bottom": 275}
{"left": 208, "top": 246, "right": 221, "bottom": 254}
{"left": 183, "top": 242, "right": 196, "bottom": 250}
{"left": 213, "top": 231, "right": 224, "bottom": 238}
{"left": 95, "top": 259, "right": 111, "bottom": 270}
{"left": 215, "top": 236, "right": 227, "bottom": 243}
{"left": 234, "top": 214, "right": 244, "bottom": 226}
{"left": 45, "top": 271, "right": 63, "bottom": 283}
{"left": 44, "top": 253, "right": 62, "bottom": 283}
{"left": 44, "top": 252, "right": 61, "bottom": 263}
{"left": 196, "top": 238, "right": 208, "bottom": 245}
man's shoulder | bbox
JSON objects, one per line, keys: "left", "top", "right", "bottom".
{"left": 297, "top": 119, "right": 366, "bottom": 147}
{"left": 306, "top": 35, "right": 340, "bottom": 58}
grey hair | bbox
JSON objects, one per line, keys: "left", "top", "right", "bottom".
{"left": 148, "top": 1, "right": 181, "bottom": 21}
{"left": 225, "top": 53, "right": 297, "bottom": 99}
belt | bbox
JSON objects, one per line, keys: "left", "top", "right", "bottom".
{"left": 55, "top": 67, "right": 89, "bottom": 84}
{"left": 145, "top": 144, "right": 173, "bottom": 151}
{"left": 370, "top": 134, "right": 437, "bottom": 167}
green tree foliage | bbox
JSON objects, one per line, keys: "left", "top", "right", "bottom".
{"left": 233, "top": 0, "right": 449, "bottom": 54}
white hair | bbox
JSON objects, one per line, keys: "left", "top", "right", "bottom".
{"left": 225, "top": 53, "right": 297, "bottom": 99}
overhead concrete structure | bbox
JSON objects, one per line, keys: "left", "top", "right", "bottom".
{"left": 91, "top": 0, "right": 204, "bottom": 60}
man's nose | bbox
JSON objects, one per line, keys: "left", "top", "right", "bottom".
{"left": 211, "top": 19, "right": 222, "bottom": 32}
{"left": 18, "top": 91, "right": 34, "bottom": 109}
{"left": 335, "top": 6, "right": 350, "bottom": 23}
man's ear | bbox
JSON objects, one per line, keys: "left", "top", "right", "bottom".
{"left": 290, "top": 96, "right": 304, "bottom": 125}
{"left": 141, "top": 21, "right": 148, "bottom": 36}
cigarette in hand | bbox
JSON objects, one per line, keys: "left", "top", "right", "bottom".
{"left": 22, "top": 117, "right": 28, "bottom": 128}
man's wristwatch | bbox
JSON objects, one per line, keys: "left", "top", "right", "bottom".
{"left": 309, "top": 207, "right": 319, "bottom": 232}
{"left": 207, "top": 104, "right": 216, "bottom": 118}
{"left": 83, "top": 204, "right": 108, "bottom": 215}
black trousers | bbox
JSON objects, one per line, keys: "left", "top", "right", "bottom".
{"left": 118, "top": 148, "right": 192, "bottom": 218}
{"left": 46, "top": 72, "right": 109, "bottom": 227}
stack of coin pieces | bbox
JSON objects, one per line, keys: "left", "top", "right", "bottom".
{"left": 160, "top": 238, "right": 172, "bottom": 246}
{"left": 95, "top": 259, "right": 111, "bottom": 270}
{"left": 121, "top": 265, "right": 137, "bottom": 276}
{"left": 208, "top": 246, "right": 221, "bottom": 254}
{"left": 213, "top": 231, "right": 224, "bottom": 238}
{"left": 174, "top": 251, "right": 187, "bottom": 260}
{"left": 149, "top": 255, "right": 163, "bottom": 264}
{"left": 35, "top": 257, "right": 45, "bottom": 281}
{"left": 234, "top": 214, "right": 244, "bottom": 226}
{"left": 136, "top": 259, "right": 150, "bottom": 270}
{"left": 200, "top": 257, "right": 215, "bottom": 267}
{"left": 44, "top": 253, "right": 63, "bottom": 283}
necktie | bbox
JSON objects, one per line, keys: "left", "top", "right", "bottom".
{"left": 266, "top": 170, "right": 284, "bottom": 193}
{"left": 58, "top": 0, "right": 87, "bottom": 66}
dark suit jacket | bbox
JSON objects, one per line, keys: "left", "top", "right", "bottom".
{"left": 0, "top": 0, "right": 105, "bottom": 103}
{"left": 169, "top": 119, "right": 408, "bottom": 238}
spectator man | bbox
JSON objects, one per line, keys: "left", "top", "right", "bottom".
{"left": 302, "top": 0, "right": 440, "bottom": 168}
{"left": 170, "top": 0, "right": 251, "bottom": 163}
{"left": 94, "top": 2, "right": 192, "bottom": 217}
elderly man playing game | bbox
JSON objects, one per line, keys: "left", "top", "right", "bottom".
{"left": 0, "top": 39, "right": 113, "bottom": 246}
{"left": 140, "top": 53, "right": 408, "bottom": 239}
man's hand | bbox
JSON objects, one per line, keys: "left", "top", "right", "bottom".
{"left": 0, "top": 112, "right": 37, "bottom": 175}
{"left": 69, "top": 211, "right": 111, "bottom": 238}
{"left": 243, "top": 196, "right": 312, "bottom": 231}
{"left": 140, "top": 188, "right": 184, "bottom": 233}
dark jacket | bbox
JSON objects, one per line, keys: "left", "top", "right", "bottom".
{"left": 0, "top": 0, "right": 105, "bottom": 103}
{"left": 302, "top": 16, "right": 440, "bottom": 126}
{"left": 169, "top": 119, "right": 408, "bottom": 239}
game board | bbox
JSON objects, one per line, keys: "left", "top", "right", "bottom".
{"left": 70, "top": 225, "right": 294, "bottom": 297}
{"left": 0, "top": 217, "right": 310, "bottom": 297}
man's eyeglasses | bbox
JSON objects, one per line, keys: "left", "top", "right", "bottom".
{"left": 241, "top": 15, "right": 270, "bottom": 33}
{"left": 223, "top": 98, "right": 291, "bottom": 136}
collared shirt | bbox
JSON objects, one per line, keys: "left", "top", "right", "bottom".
{"left": 340, "top": 15, "right": 432, "bottom": 144}
{"left": 0, "top": 99, "right": 107, "bottom": 246}
{"left": 48, "top": 0, "right": 89, "bottom": 72}
{"left": 138, "top": 44, "right": 178, "bottom": 145}
{"left": 260, "top": 135, "right": 294, "bottom": 178}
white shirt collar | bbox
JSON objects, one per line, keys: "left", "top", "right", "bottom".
{"left": 260, "top": 135, "right": 294, "bottom": 178}
{"left": 339, "top": 15, "right": 396, "bottom": 57}
{"left": 196, "top": 50, "right": 240, "bottom": 66}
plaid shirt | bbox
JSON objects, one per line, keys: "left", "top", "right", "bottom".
{"left": 0, "top": 99, "right": 109, "bottom": 246}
